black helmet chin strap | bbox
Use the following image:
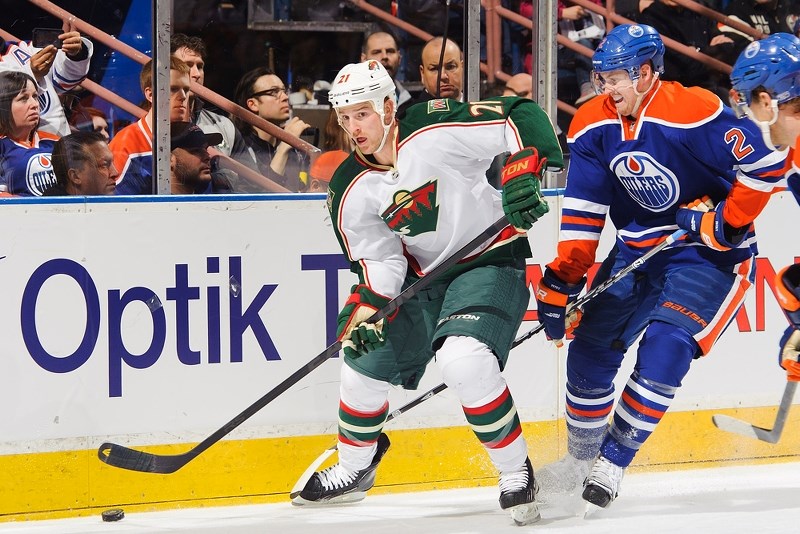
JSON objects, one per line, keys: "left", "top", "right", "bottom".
{"left": 435, "top": 0, "right": 451, "bottom": 99}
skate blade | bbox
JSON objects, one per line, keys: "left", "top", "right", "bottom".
{"left": 583, "top": 501, "right": 601, "bottom": 518}
{"left": 510, "top": 502, "right": 541, "bottom": 526}
{"left": 291, "top": 490, "right": 367, "bottom": 507}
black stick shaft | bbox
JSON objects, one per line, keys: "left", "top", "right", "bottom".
{"left": 98, "top": 217, "right": 509, "bottom": 473}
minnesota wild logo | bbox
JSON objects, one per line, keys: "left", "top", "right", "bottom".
{"left": 381, "top": 180, "right": 439, "bottom": 236}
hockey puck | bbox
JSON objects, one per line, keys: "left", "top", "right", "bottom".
{"left": 101, "top": 508, "right": 124, "bottom": 522}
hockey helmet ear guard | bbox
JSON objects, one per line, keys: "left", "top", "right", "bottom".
{"left": 592, "top": 23, "right": 665, "bottom": 82}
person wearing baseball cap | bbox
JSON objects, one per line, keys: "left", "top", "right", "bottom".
{"left": 170, "top": 121, "right": 229, "bottom": 194}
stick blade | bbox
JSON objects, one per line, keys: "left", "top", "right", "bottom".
{"left": 711, "top": 415, "right": 780, "bottom": 444}
{"left": 289, "top": 446, "right": 338, "bottom": 499}
{"left": 97, "top": 442, "right": 184, "bottom": 474}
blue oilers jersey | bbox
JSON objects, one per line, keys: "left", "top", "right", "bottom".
{"left": 0, "top": 131, "right": 59, "bottom": 196}
{"left": 551, "top": 81, "right": 786, "bottom": 283}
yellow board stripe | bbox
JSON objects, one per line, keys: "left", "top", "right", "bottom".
{"left": 2, "top": 405, "right": 800, "bottom": 522}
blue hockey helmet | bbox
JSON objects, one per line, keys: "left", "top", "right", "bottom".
{"left": 730, "top": 33, "right": 800, "bottom": 105}
{"left": 592, "top": 24, "right": 665, "bottom": 81}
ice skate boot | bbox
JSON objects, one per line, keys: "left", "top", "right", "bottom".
{"left": 536, "top": 453, "right": 593, "bottom": 497}
{"left": 498, "top": 457, "right": 540, "bottom": 526}
{"left": 581, "top": 455, "right": 625, "bottom": 508}
{"left": 292, "top": 433, "right": 390, "bottom": 506}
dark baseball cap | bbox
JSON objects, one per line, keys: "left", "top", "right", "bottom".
{"left": 170, "top": 122, "right": 223, "bottom": 150}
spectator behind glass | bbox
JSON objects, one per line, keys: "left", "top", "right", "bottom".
{"left": 361, "top": 31, "right": 412, "bottom": 107}
{"left": 169, "top": 121, "right": 230, "bottom": 194}
{"left": 397, "top": 37, "right": 463, "bottom": 118}
{"left": 170, "top": 33, "right": 253, "bottom": 167}
{"left": 307, "top": 149, "right": 348, "bottom": 193}
{"left": 555, "top": 0, "right": 605, "bottom": 106}
{"left": 503, "top": 73, "right": 533, "bottom": 99}
{"left": 639, "top": 0, "right": 734, "bottom": 99}
{"left": 109, "top": 56, "right": 191, "bottom": 195}
{"left": 47, "top": 131, "right": 117, "bottom": 195}
{"left": 232, "top": 67, "right": 310, "bottom": 192}
{"left": 322, "top": 107, "right": 354, "bottom": 152}
{"left": 0, "top": 22, "right": 93, "bottom": 137}
{"left": 720, "top": 0, "right": 797, "bottom": 61}
{"left": 69, "top": 106, "right": 110, "bottom": 139}
{"left": 0, "top": 70, "right": 59, "bottom": 196}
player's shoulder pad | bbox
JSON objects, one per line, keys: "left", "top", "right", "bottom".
{"left": 646, "top": 82, "right": 722, "bottom": 125}
{"left": 567, "top": 95, "right": 617, "bottom": 139}
{"left": 328, "top": 152, "right": 364, "bottom": 192}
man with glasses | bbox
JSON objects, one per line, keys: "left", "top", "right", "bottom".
{"left": 232, "top": 66, "right": 311, "bottom": 192}
{"left": 533, "top": 24, "right": 786, "bottom": 509}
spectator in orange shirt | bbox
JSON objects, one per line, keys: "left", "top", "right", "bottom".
{"left": 109, "top": 56, "right": 191, "bottom": 195}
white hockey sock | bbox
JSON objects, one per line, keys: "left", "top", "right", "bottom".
{"left": 437, "top": 336, "right": 528, "bottom": 474}
{"left": 338, "top": 364, "right": 391, "bottom": 473}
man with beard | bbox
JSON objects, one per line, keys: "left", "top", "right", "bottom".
{"left": 361, "top": 31, "right": 412, "bottom": 108}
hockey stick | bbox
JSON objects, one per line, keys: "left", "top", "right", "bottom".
{"left": 712, "top": 381, "right": 797, "bottom": 444}
{"left": 511, "top": 227, "right": 687, "bottom": 347}
{"left": 290, "top": 227, "right": 688, "bottom": 492}
{"left": 97, "top": 217, "right": 509, "bottom": 474}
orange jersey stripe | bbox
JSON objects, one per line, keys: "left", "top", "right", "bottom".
{"left": 621, "top": 391, "right": 665, "bottom": 419}
{"left": 696, "top": 257, "right": 753, "bottom": 354}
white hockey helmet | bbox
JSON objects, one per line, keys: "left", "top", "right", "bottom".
{"left": 330, "top": 60, "right": 397, "bottom": 153}
{"left": 329, "top": 60, "right": 396, "bottom": 113}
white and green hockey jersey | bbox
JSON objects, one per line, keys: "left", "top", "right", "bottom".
{"left": 327, "top": 96, "right": 564, "bottom": 299}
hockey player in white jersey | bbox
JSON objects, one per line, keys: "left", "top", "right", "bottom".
{"left": 291, "top": 59, "right": 563, "bottom": 526}
{"left": 729, "top": 33, "right": 800, "bottom": 382}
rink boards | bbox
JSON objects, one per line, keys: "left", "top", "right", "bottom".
{"left": 1, "top": 191, "right": 798, "bottom": 521}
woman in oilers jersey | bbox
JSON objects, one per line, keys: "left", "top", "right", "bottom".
{"left": 291, "top": 59, "right": 563, "bottom": 527}
{"left": 533, "top": 24, "right": 787, "bottom": 509}
{"left": 0, "top": 70, "right": 59, "bottom": 195}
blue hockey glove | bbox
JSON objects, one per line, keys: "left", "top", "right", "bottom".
{"left": 501, "top": 147, "right": 549, "bottom": 230}
{"left": 337, "top": 284, "right": 391, "bottom": 358}
{"left": 535, "top": 267, "right": 586, "bottom": 347}
{"left": 675, "top": 196, "right": 747, "bottom": 252}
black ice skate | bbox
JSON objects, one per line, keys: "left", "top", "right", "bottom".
{"left": 498, "top": 457, "right": 540, "bottom": 526}
{"left": 292, "top": 433, "right": 390, "bottom": 506}
{"left": 582, "top": 454, "right": 625, "bottom": 508}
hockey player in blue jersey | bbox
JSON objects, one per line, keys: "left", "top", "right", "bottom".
{"left": 534, "top": 24, "right": 787, "bottom": 509}
{"left": 729, "top": 33, "right": 800, "bottom": 384}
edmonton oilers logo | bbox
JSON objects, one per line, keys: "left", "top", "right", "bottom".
{"left": 25, "top": 153, "right": 56, "bottom": 196}
{"left": 628, "top": 25, "right": 644, "bottom": 38}
{"left": 743, "top": 40, "right": 761, "bottom": 58}
{"left": 610, "top": 152, "right": 679, "bottom": 212}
